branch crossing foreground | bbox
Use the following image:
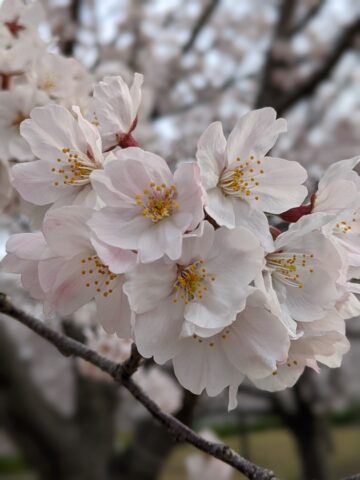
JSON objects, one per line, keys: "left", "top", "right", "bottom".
{"left": 0, "top": 293, "right": 358, "bottom": 480}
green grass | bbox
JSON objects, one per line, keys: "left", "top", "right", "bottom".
{"left": 160, "top": 426, "right": 360, "bottom": 480}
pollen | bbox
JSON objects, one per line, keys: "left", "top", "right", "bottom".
{"left": 266, "top": 251, "right": 316, "bottom": 289}
{"left": 50, "top": 147, "right": 102, "bottom": 187}
{"left": 79, "top": 255, "right": 117, "bottom": 298}
{"left": 173, "top": 260, "right": 214, "bottom": 304}
{"left": 334, "top": 216, "right": 357, "bottom": 235}
{"left": 218, "top": 154, "right": 263, "bottom": 201}
{"left": 134, "top": 182, "right": 180, "bottom": 223}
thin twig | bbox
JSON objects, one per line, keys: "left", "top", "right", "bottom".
{"left": 0, "top": 293, "right": 275, "bottom": 480}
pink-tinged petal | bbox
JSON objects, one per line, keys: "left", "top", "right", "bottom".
{"left": 91, "top": 235, "right": 136, "bottom": 274}
{"left": 123, "top": 260, "right": 176, "bottom": 314}
{"left": 72, "top": 106, "right": 103, "bottom": 164}
{"left": 134, "top": 298, "right": 184, "bottom": 363}
{"left": 225, "top": 293, "right": 290, "bottom": 378}
{"left": 196, "top": 122, "right": 227, "bottom": 189}
{"left": 226, "top": 107, "right": 287, "bottom": 162}
{"left": 318, "top": 156, "right": 360, "bottom": 192}
{"left": 173, "top": 335, "right": 236, "bottom": 396}
{"left": 42, "top": 254, "right": 97, "bottom": 316}
{"left": 137, "top": 219, "right": 186, "bottom": 263}
{"left": 6, "top": 232, "right": 52, "bottom": 260}
{"left": 12, "top": 160, "right": 72, "bottom": 205}
{"left": 184, "top": 297, "right": 238, "bottom": 330}
{"left": 20, "top": 104, "right": 84, "bottom": 159}
{"left": 0, "top": 253, "right": 30, "bottom": 274}
{"left": 313, "top": 180, "right": 359, "bottom": 213}
{"left": 205, "top": 188, "right": 235, "bottom": 228}
{"left": 180, "top": 221, "right": 215, "bottom": 265}
{"left": 175, "top": 162, "right": 205, "bottom": 231}
{"left": 89, "top": 207, "right": 148, "bottom": 250}
{"left": 250, "top": 157, "right": 308, "bottom": 213}
{"left": 252, "top": 363, "right": 304, "bottom": 391}
{"left": 281, "top": 268, "right": 338, "bottom": 322}
{"left": 231, "top": 200, "right": 274, "bottom": 251}
{"left": 38, "top": 257, "right": 72, "bottom": 295}
{"left": 95, "top": 278, "right": 131, "bottom": 337}
{"left": 129, "top": 73, "right": 143, "bottom": 118}
{"left": 42, "top": 206, "right": 93, "bottom": 257}
{"left": 21, "top": 261, "right": 45, "bottom": 300}
{"left": 90, "top": 169, "right": 130, "bottom": 207}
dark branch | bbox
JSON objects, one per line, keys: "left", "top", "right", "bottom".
{"left": 62, "top": 0, "right": 81, "bottom": 56}
{"left": 182, "top": 0, "right": 220, "bottom": 54}
{"left": 275, "top": 18, "right": 360, "bottom": 114}
{"left": 287, "top": 0, "right": 325, "bottom": 37}
{"left": 0, "top": 293, "right": 275, "bottom": 480}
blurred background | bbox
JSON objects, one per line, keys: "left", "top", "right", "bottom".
{"left": 0, "top": 0, "right": 360, "bottom": 479}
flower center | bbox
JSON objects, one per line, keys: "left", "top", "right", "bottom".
{"left": 12, "top": 112, "right": 27, "bottom": 130}
{"left": 173, "top": 260, "right": 215, "bottom": 304}
{"left": 135, "top": 182, "right": 179, "bottom": 223}
{"left": 218, "top": 155, "right": 263, "bottom": 201}
{"left": 40, "top": 76, "right": 56, "bottom": 92}
{"left": 80, "top": 254, "right": 117, "bottom": 298}
{"left": 51, "top": 147, "right": 101, "bottom": 187}
{"left": 266, "top": 251, "right": 315, "bottom": 289}
{"left": 334, "top": 216, "right": 357, "bottom": 235}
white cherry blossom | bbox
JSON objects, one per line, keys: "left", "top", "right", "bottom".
{"left": 196, "top": 107, "right": 308, "bottom": 248}
{"left": 0, "top": 0, "right": 45, "bottom": 40}
{"left": 258, "top": 213, "right": 343, "bottom": 327}
{"left": 1, "top": 206, "right": 136, "bottom": 335}
{"left": 0, "top": 85, "right": 48, "bottom": 161}
{"left": 253, "top": 309, "right": 349, "bottom": 392}
{"left": 90, "top": 73, "right": 143, "bottom": 150}
{"left": 172, "top": 290, "right": 290, "bottom": 409}
{"left": 124, "top": 222, "right": 265, "bottom": 369}
{"left": 312, "top": 156, "right": 360, "bottom": 214}
{"left": 12, "top": 104, "right": 108, "bottom": 206}
{"left": 27, "top": 51, "right": 92, "bottom": 108}
{"left": 89, "top": 147, "right": 205, "bottom": 263}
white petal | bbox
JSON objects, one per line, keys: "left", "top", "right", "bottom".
{"left": 196, "top": 122, "right": 227, "bottom": 190}
{"left": 95, "top": 278, "right": 131, "bottom": 337}
{"left": 226, "top": 107, "right": 287, "bottom": 162}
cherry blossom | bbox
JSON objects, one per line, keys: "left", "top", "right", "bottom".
{"left": 253, "top": 309, "right": 349, "bottom": 392}
{"left": 196, "top": 107, "right": 308, "bottom": 248}
{"left": 0, "top": 0, "right": 45, "bottom": 40}
{"left": 312, "top": 156, "right": 360, "bottom": 214}
{"left": 90, "top": 73, "right": 143, "bottom": 150}
{"left": 1, "top": 207, "right": 136, "bottom": 335}
{"left": 12, "top": 104, "right": 108, "bottom": 207}
{"left": 89, "top": 147, "right": 205, "bottom": 263}
{"left": 27, "top": 51, "right": 92, "bottom": 108}
{"left": 123, "top": 222, "right": 265, "bottom": 364}
{"left": 258, "top": 213, "right": 343, "bottom": 330}
{"left": 172, "top": 290, "right": 290, "bottom": 409}
{"left": 0, "top": 85, "right": 48, "bottom": 161}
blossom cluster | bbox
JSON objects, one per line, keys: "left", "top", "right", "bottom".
{"left": 0, "top": 0, "right": 92, "bottom": 211}
{"left": 1, "top": 1, "right": 359, "bottom": 410}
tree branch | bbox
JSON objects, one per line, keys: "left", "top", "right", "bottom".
{"left": 287, "top": 0, "right": 325, "bottom": 37}
{"left": 275, "top": 18, "right": 360, "bottom": 114}
{"left": 0, "top": 293, "right": 275, "bottom": 480}
{"left": 182, "top": 0, "right": 220, "bottom": 54}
